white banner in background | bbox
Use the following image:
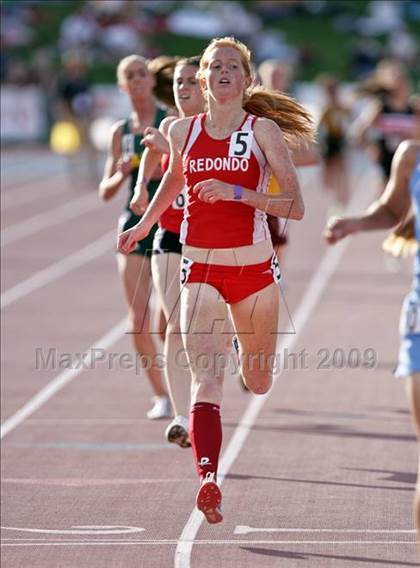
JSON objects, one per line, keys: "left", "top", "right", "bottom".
{"left": 1, "top": 86, "right": 47, "bottom": 142}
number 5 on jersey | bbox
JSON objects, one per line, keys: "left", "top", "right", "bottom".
{"left": 228, "top": 131, "right": 253, "bottom": 159}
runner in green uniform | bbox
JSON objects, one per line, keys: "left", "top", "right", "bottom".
{"left": 99, "top": 54, "right": 171, "bottom": 419}
{"left": 118, "top": 109, "right": 166, "bottom": 255}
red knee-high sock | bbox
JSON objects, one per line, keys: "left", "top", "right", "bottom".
{"left": 189, "top": 402, "right": 222, "bottom": 481}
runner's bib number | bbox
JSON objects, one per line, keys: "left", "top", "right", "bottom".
{"left": 172, "top": 186, "right": 186, "bottom": 210}
{"left": 228, "top": 131, "right": 253, "bottom": 159}
{"left": 180, "top": 257, "right": 194, "bottom": 285}
{"left": 270, "top": 253, "right": 281, "bottom": 284}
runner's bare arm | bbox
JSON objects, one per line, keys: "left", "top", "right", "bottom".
{"left": 352, "top": 141, "right": 414, "bottom": 229}
{"left": 99, "top": 122, "right": 134, "bottom": 201}
{"left": 133, "top": 117, "right": 177, "bottom": 196}
{"left": 325, "top": 141, "right": 416, "bottom": 244}
{"left": 133, "top": 118, "right": 190, "bottom": 232}
{"left": 251, "top": 119, "right": 304, "bottom": 219}
{"left": 143, "top": 116, "right": 175, "bottom": 153}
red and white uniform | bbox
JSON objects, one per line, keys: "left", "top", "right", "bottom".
{"left": 181, "top": 113, "right": 271, "bottom": 248}
{"left": 159, "top": 153, "right": 186, "bottom": 234}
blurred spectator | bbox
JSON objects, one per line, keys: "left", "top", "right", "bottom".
{"left": 5, "top": 59, "right": 31, "bottom": 86}
{"left": 356, "top": 0, "right": 403, "bottom": 35}
{"left": 59, "top": 6, "right": 98, "bottom": 53}
{"left": 405, "top": 0, "right": 420, "bottom": 20}
{"left": 167, "top": 1, "right": 260, "bottom": 39}
{"left": 98, "top": 21, "right": 144, "bottom": 57}
{"left": 386, "top": 24, "right": 418, "bottom": 65}
{"left": 351, "top": 59, "right": 419, "bottom": 181}
{"left": 89, "top": 0, "right": 125, "bottom": 15}
{"left": 55, "top": 50, "right": 98, "bottom": 181}
{"left": 257, "top": 0, "right": 301, "bottom": 19}
{"left": 56, "top": 51, "right": 94, "bottom": 122}
{"left": 93, "top": 2, "right": 146, "bottom": 59}
{"left": 1, "top": 4, "right": 34, "bottom": 48}
{"left": 32, "top": 47, "right": 57, "bottom": 130}
{"left": 216, "top": 2, "right": 261, "bottom": 37}
{"left": 136, "top": 0, "right": 176, "bottom": 11}
{"left": 350, "top": 38, "right": 383, "bottom": 80}
{"left": 302, "top": 0, "right": 330, "bottom": 16}
{"left": 253, "top": 30, "right": 298, "bottom": 64}
{"left": 317, "top": 74, "right": 351, "bottom": 215}
{"left": 258, "top": 59, "right": 296, "bottom": 94}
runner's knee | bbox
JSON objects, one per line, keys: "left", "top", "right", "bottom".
{"left": 242, "top": 370, "right": 272, "bottom": 395}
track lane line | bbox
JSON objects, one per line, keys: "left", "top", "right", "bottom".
{"left": 0, "top": 318, "right": 127, "bottom": 439}
{"left": 1, "top": 193, "right": 102, "bottom": 246}
{"left": 174, "top": 180, "right": 375, "bottom": 568}
{"left": 1, "top": 184, "right": 66, "bottom": 211}
{"left": 1, "top": 540, "right": 417, "bottom": 547}
{"left": 1, "top": 229, "right": 116, "bottom": 309}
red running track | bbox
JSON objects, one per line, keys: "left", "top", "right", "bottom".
{"left": 1, "top": 147, "right": 417, "bottom": 567}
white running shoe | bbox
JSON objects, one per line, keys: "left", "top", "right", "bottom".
{"left": 165, "top": 415, "right": 190, "bottom": 448}
{"left": 146, "top": 396, "right": 172, "bottom": 420}
{"left": 196, "top": 472, "right": 223, "bottom": 524}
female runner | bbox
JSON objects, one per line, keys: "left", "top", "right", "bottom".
{"left": 99, "top": 55, "right": 170, "bottom": 419}
{"left": 131, "top": 56, "right": 205, "bottom": 447}
{"left": 118, "top": 37, "right": 314, "bottom": 523}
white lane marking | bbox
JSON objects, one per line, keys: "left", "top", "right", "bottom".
{"left": 1, "top": 540, "right": 416, "bottom": 547}
{"left": 0, "top": 318, "right": 127, "bottom": 439}
{"left": 1, "top": 525, "right": 144, "bottom": 535}
{"left": 23, "top": 418, "right": 152, "bottom": 424}
{"left": 1, "top": 184, "right": 65, "bottom": 211}
{"left": 1, "top": 193, "right": 101, "bottom": 246}
{"left": 234, "top": 526, "right": 415, "bottom": 535}
{"left": 174, "top": 180, "right": 375, "bottom": 567}
{"left": 1, "top": 156, "right": 65, "bottom": 179}
{"left": 1, "top": 478, "right": 189, "bottom": 485}
{"left": 1, "top": 229, "right": 115, "bottom": 309}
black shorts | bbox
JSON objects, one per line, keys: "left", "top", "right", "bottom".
{"left": 152, "top": 227, "right": 182, "bottom": 255}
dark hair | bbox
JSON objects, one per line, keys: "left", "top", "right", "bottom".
{"left": 175, "top": 56, "right": 201, "bottom": 69}
{"left": 148, "top": 55, "right": 180, "bottom": 108}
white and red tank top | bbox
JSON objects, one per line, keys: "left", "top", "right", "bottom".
{"left": 158, "top": 153, "right": 185, "bottom": 233}
{"left": 180, "top": 113, "right": 271, "bottom": 248}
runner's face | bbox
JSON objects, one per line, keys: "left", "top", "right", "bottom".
{"left": 173, "top": 64, "right": 204, "bottom": 116}
{"left": 203, "top": 47, "right": 250, "bottom": 102}
{"left": 120, "top": 61, "right": 155, "bottom": 100}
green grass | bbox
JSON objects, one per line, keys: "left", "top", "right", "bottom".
{"left": 272, "top": 17, "right": 353, "bottom": 80}
{"left": 32, "top": 1, "right": 85, "bottom": 49}
{"left": 151, "top": 33, "right": 209, "bottom": 59}
{"left": 4, "top": 0, "right": 419, "bottom": 85}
